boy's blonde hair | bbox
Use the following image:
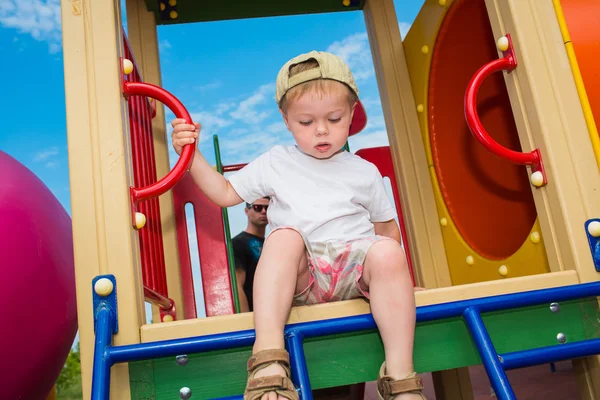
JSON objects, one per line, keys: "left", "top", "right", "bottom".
{"left": 278, "top": 59, "right": 359, "bottom": 113}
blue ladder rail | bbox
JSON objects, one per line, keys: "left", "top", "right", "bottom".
{"left": 90, "top": 276, "right": 600, "bottom": 400}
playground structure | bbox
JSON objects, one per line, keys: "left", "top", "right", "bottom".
{"left": 48, "top": 0, "right": 600, "bottom": 399}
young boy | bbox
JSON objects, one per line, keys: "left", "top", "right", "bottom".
{"left": 171, "top": 51, "right": 425, "bottom": 400}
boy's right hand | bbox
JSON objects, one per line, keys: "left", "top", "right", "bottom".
{"left": 171, "top": 118, "right": 201, "bottom": 155}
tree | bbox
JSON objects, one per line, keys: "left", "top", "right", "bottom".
{"left": 56, "top": 341, "right": 83, "bottom": 399}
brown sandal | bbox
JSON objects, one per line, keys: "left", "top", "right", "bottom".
{"left": 244, "top": 349, "right": 299, "bottom": 400}
{"left": 377, "top": 362, "right": 427, "bottom": 399}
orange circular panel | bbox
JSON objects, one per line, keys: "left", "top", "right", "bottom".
{"left": 561, "top": 0, "right": 600, "bottom": 130}
{"left": 428, "top": 0, "right": 537, "bottom": 260}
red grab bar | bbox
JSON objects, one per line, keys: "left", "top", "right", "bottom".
{"left": 123, "top": 81, "right": 195, "bottom": 227}
{"left": 464, "top": 34, "right": 547, "bottom": 187}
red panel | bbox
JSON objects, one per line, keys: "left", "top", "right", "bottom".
{"left": 428, "top": 0, "right": 537, "bottom": 260}
{"left": 355, "top": 146, "right": 415, "bottom": 286}
{"left": 122, "top": 35, "right": 169, "bottom": 303}
{"left": 173, "top": 174, "right": 235, "bottom": 318}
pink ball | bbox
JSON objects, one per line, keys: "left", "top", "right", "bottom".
{"left": 0, "top": 151, "right": 77, "bottom": 399}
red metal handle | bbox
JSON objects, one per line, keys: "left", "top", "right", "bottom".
{"left": 123, "top": 81, "right": 195, "bottom": 225}
{"left": 464, "top": 34, "right": 547, "bottom": 186}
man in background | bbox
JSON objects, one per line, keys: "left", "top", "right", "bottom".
{"left": 232, "top": 197, "right": 269, "bottom": 312}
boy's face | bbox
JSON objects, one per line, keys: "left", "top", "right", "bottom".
{"left": 281, "top": 84, "right": 356, "bottom": 159}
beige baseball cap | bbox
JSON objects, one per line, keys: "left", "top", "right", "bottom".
{"left": 275, "top": 50, "right": 367, "bottom": 136}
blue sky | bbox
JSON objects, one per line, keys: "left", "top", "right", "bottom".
{"left": 0, "top": 0, "right": 424, "bottom": 330}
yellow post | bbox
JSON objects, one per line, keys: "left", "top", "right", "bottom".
{"left": 60, "top": 0, "right": 144, "bottom": 398}
{"left": 126, "top": 0, "right": 186, "bottom": 322}
{"left": 363, "top": 0, "right": 472, "bottom": 398}
{"left": 485, "top": 1, "right": 600, "bottom": 398}
{"left": 362, "top": 0, "right": 452, "bottom": 290}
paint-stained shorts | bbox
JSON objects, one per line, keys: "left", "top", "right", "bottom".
{"left": 269, "top": 227, "right": 394, "bottom": 306}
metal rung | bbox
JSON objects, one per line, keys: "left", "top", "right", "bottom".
{"left": 464, "top": 307, "right": 516, "bottom": 400}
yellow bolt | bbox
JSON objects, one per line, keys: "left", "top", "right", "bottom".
{"left": 497, "top": 36, "right": 509, "bottom": 52}
{"left": 163, "top": 314, "right": 174, "bottom": 322}
{"left": 160, "top": 3, "right": 165, "bottom": 10}
{"left": 94, "top": 278, "right": 114, "bottom": 297}
{"left": 530, "top": 231, "right": 541, "bottom": 243}
{"left": 170, "top": 10, "right": 178, "bottom": 19}
{"left": 421, "top": 45, "right": 429, "bottom": 54}
{"left": 342, "top": 0, "right": 351, "bottom": 6}
{"left": 417, "top": 104, "right": 424, "bottom": 113}
{"left": 134, "top": 212, "right": 146, "bottom": 230}
{"left": 122, "top": 58, "right": 134, "bottom": 75}
{"left": 439, "top": 0, "right": 446, "bottom": 6}
{"left": 169, "top": 0, "right": 176, "bottom": 5}
{"left": 498, "top": 265, "right": 508, "bottom": 276}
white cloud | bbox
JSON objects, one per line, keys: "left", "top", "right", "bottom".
{"left": 229, "top": 83, "right": 275, "bottom": 124}
{"left": 195, "top": 81, "right": 222, "bottom": 93}
{"left": 266, "top": 121, "right": 287, "bottom": 135}
{"left": 348, "top": 129, "right": 390, "bottom": 151}
{"left": 215, "top": 102, "right": 235, "bottom": 115}
{"left": 34, "top": 146, "right": 59, "bottom": 161}
{"left": 159, "top": 39, "right": 172, "bottom": 51}
{"left": 219, "top": 130, "right": 293, "bottom": 164}
{"left": 34, "top": 146, "right": 61, "bottom": 168}
{"left": 327, "top": 32, "right": 374, "bottom": 82}
{"left": 398, "top": 22, "right": 412, "bottom": 39}
{"left": 0, "top": 0, "right": 62, "bottom": 54}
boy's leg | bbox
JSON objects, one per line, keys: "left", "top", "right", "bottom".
{"left": 360, "top": 239, "right": 417, "bottom": 381}
{"left": 252, "top": 227, "right": 310, "bottom": 352}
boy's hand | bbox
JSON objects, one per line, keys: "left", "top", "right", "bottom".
{"left": 171, "top": 118, "right": 201, "bottom": 155}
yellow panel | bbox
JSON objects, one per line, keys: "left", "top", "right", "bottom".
{"left": 428, "top": 164, "right": 550, "bottom": 284}
{"left": 403, "top": 0, "right": 452, "bottom": 167}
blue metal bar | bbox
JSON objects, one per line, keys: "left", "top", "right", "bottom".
{"left": 287, "top": 332, "right": 312, "bottom": 400}
{"left": 109, "top": 329, "right": 255, "bottom": 363}
{"left": 417, "top": 280, "right": 600, "bottom": 321}
{"left": 106, "top": 282, "right": 600, "bottom": 365}
{"left": 500, "top": 338, "right": 600, "bottom": 370}
{"left": 463, "top": 307, "right": 516, "bottom": 400}
{"left": 91, "top": 305, "right": 115, "bottom": 400}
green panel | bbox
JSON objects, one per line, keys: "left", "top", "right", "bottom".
{"left": 129, "top": 298, "right": 600, "bottom": 399}
{"left": 144, "top": 0, "right": 366, "bottom": 26}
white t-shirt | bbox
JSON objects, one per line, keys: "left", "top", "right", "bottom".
{"left": 228, "top": 145, "right": 397, "bottom": 243}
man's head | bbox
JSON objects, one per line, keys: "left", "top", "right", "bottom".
{"left": 276, "top": 51, "right": 367, "bottom": 160}
{"left": 245, "top": 197, "right": 269, "bottom": 228}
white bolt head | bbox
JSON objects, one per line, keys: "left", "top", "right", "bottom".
{"left": 179, "top": 387, "right": 192, "bottom": 399}
{"left": 94, "top": 278, "right": 114, "bottom": 297}
{"left": 497, "top": 36, "right": 509, "bottom": 52}
{"left": 588, "top": 221, "right": 600, "bottom": 237}
{"left": 498, "top": 265, "right": 508, "bottom": 276}
{"left": 530, "top": 171, "right": 544, "bottom": 187}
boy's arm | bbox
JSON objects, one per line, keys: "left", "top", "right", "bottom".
{"left": 188, "top": 150, "right": 243, "bottom": 208}
{"left": 373, "top": 219, "right": 401, "bottom": 243}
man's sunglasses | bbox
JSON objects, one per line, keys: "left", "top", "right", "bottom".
{"left": 250, "top": 204, "right": 268, "bottom": 212}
